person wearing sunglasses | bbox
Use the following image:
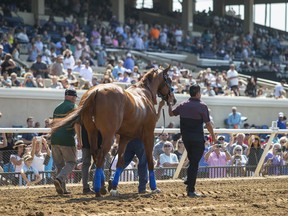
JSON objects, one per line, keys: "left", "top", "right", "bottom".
{"left": 229, "top": 145, "right": 248, "bottom": 177}
{"left": 263, "top": 143, "right": 284, "bottom": 176}
{"left": 159, "top": 141, "right": 179, "bottom": 179}
{"left": 246, "top": 135, "right": 263, "bottom": 174}
{"left": 204, "top": 142, "right": 231, "bottom": 178}
{"left": 168, "top": 84, "right": 216, "bottom": 198}
{"left": 217, "top": 135, "right": 228, "bottom": 146}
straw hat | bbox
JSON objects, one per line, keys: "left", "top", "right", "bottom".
{"left": 13, "top": 140, "right": 26, "bottom": 149}
{"left": 23, "top": 154, "right": 33, "bottom": 162}
{"left": 58, "top": 75, "right": 68, "bottom": 81}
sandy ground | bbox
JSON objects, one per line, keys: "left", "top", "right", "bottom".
{"left": 0, "top": 176, "right": 287, "bottom": 216}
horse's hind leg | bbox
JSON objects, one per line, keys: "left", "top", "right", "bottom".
{"left": 110, "top": 137, "right": 129, "bottom": 196}
{"left": 93, "top": 134, "right": 114, "bottom": 197}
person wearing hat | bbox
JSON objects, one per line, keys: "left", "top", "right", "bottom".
{"left": 124, "top": 52, "right": 134, "bottom": 71}
{"left": 204, "top": 140, "right": 231, "bottom": 178}
{"left": 277, "top": 112, "right": 286, "bottom": 129}
{"left": 118, "top": 69, "right": 131, "bottom": 83}
{"left": 51, "top": 88, "right": 78, "bottom": 195}
{"left": 63, "top": 49, "right": 75, "bottom": 70}
{"left": 112, "top": 60, "right": 125, "bottom": 79}
{"left": 50, "top": 55, "right": 65, "bottom": 76}
{"left": 275, "top": 112, "right": 287, "bottom": 139}
{"left": 20, "top": 154, "right": 42, "bottom": 186}
{"left": 274, "top": 80, "right": 286, "bottom": 99}
{"left": 10, "top": 140, "right": 26, "bottom": 185}
{"left": 227, "top": 106, "right": 242, "bottom": 129}
{"left": 58, "top": 75, "right": 69, "bottom": 89}
{"left": 217, "top": 135, "right": 228, "bottom": 147}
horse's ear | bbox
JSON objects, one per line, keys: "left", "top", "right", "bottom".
{"left": 163, "top": 65, "right": 171, "bottom": 74}
{"left": 147, "top": 70, "right": 155, "bottom": 81}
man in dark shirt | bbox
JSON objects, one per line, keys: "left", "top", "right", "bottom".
{"left": 51, "top": 89, "right": 78, "bottom": 195}
{"left": 22, "top": 117, "right": 37, "bottom": 145}
{"left": 30, "top": 55, "right": 49, "bottom": 78}
{"left": 168, "top": 84, "right": 216, "bottom": 198}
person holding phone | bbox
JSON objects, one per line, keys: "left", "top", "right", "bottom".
{"left": 204, "top": 143, "right": 231, "bottom": 178}
{"left": 263, "top": 143, "right": 284, "bottom": 175}
{"left": 30, "top": 136, "right": 51, "bottom": 184}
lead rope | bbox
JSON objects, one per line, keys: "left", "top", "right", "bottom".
{"left": 158, "top": 108, "right": 166, "bottom": 137}
{"left": 108, "top": 148, "right": 118, "bottom": 180}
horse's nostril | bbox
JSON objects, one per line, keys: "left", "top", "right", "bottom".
{"left": 173, "top": 99, "right": 177, "bottom": 105}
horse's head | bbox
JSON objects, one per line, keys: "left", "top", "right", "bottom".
{"left": 157, "top": 66, "right": 177, "bottom": 105}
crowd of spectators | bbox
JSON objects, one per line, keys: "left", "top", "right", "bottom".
{"left": 0, "top": 2, "right": 287, "bottom": 97}
{"left": 193, "top": 10, "right": 288, "bottom": 67}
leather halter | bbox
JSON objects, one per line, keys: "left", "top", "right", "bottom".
{"left": 157, "top": 70, "right": 173, "bottom": 102}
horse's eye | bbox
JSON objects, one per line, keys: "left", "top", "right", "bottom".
{"left": 170, "top": 87, "right": 174, "bottom": 92}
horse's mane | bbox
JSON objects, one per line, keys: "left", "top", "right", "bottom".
{"left": 135, "top": 68, "right": 157, "bottom": 89}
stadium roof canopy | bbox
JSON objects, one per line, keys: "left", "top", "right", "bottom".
{"left": 223, "top": 0, "right": 288, "bottom": 4}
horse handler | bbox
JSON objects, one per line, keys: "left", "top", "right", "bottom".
{"left": 51, "top": 89, "right": 78, "bottom": 195}
{"left": 108, "top": 138, "right": 148, "bottom": 194}
{"left": 168, "top": 84, "right": 216, "bottom": 198}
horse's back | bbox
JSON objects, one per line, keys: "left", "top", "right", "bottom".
{"left": 89, "top": 83, "right": 127, "bottom": 133}
{"left": 85, "top": 84, "right": 156, "bottom": 137}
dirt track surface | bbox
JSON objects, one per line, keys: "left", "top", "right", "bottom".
{"left": 0, "top": 177, "right": 287, "bottom": 216}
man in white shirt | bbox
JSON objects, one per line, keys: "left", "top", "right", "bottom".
{"left": 227, "top": 64, "right": 239, "bottom": 96}
{"left": 73, "top": 59, "right": 84, "bottom": 73}
{"left": 79, "top": 60, "right": 93, "bottom": 83}
{"left": 274, "top": 79, "right": 286, "bottom": 99}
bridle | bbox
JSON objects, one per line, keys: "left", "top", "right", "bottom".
{"left": 157, "top": 70, "right": 174, "bottom": 102}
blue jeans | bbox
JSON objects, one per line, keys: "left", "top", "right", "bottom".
{"left": 123, "top": 139, "right": 148, "bottom": 192}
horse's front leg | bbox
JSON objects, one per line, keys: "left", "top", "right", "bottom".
{"left": 143, "top": 133, "right": 160, "bottom": 193}
{"left": 110, "top": 137, "right": 129, "bottom": 196}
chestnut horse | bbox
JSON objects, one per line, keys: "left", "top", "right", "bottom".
{"left": 51, "top": 66, "right": 176, "bottom": 196}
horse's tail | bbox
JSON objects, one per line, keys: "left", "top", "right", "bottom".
{"left": 50, "top": 106, "right": 82, "bottom": 134}
{"left": 51, "top": 89, "right": 99, "bottom": 134}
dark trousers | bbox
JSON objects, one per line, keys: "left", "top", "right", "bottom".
{"left": 123, "top": 139, "right": 148, "bottom": 192}
{"left": 183, "top": 141, "right": 204, "bottom": 193}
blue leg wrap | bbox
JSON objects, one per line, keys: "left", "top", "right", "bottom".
{"left": 112, "top": 167, "right": 123, "bottom": 187}
{"left": 149, "top": 170, "right": 157, "bottom": 190}
{"left": 93, "top": 168, "right": 102, "bottom": 192}
{"left": 101, "top": 169, "right": 105, "bottom": 185}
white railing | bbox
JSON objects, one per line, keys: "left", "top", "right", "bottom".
{"left": 1, "top": 123, "right": 287, "bottom": 178}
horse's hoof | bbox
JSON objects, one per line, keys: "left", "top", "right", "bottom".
{"left": 95, "top": 192, "right": 101, "bottom": 197}
{"left": 100, "top": 185, "right": 107, "bottom": 195}
{"left": 110, "top": 189, "right": 119, "bottom": 196}
{"left": 107, "top": 180, "right": 112, "bottom": 192}
{"left": 151, "top": 188, "right": 161, "bottom": 193}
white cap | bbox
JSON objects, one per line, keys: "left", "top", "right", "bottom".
{"left": 279, "top": 112, "right": 284, "bottom": 117}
